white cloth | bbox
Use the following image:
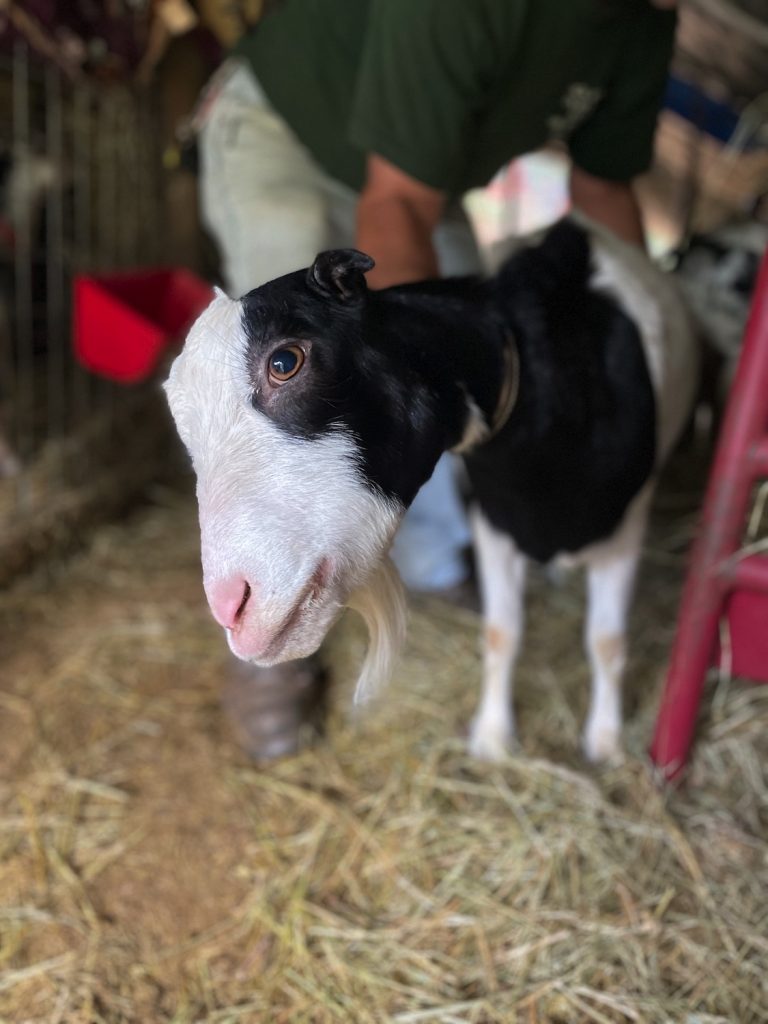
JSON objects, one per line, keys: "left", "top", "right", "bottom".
{"left": 199, "top": 60, "right": 479, "bottom": 588}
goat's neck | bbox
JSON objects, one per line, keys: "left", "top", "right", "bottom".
{"left": 371, "top": 285, "right": 512, "bottom": 453}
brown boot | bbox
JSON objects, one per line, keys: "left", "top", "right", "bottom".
{"left": 222, "top": 655, "right": 328, "bottom": 763}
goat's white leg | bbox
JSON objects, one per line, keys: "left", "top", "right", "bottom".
{"left": 582, "top": 492, "right": 650, "bottom": 763}
{"left": 468, "top": 508, "right": 527, "bottom": 762}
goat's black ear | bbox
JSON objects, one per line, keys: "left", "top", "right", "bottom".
{"left": 307, "top": 249, "right": 375, "bottom": 301}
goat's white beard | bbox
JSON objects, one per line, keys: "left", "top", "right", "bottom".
{"left": 347, "top": 556, "right": 407, "bottom": 704}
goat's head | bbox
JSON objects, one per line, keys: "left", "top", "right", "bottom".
{"left": 164, "top": 249, "right": 450, "bottom": 697}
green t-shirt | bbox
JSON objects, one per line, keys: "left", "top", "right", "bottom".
{"left": 235, "top": 0, "right": 676, "bottom": 197}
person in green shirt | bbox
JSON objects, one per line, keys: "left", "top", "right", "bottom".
{"left": 219, "top": 0, "right": 677, "bottom": 285}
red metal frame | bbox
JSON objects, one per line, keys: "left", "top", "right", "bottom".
{"left": 650, "top": 246, "right": 768, "bottom": 780}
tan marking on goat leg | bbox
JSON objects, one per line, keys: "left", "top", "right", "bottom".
{"left": 594, "top": 634, "right": 624, "bottom": 674}
{"left": 485, "top": 624, "right": 509, "bottom": 653}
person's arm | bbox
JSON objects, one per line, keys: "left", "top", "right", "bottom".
{"left": 356, "top": 154, "right": 447, "bottom": 288}
{"left": 569, "top": 165, "right": 646, "bottom": 250}
{"left": 349, "top": 1, "right": 500, "bottom": 287}
{"left": 566, "top": 4, "right": 676, "bottom": 251}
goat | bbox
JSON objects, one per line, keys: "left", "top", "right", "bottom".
{"left": 164, "top": 216, "right": 698, "bottom": 763}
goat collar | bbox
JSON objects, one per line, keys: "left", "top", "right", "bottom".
{"left": 452, "top": 334, "right": 519, "bottom": 454}
{"left": 489, "top": 334, "right": 520, "bottom": 439}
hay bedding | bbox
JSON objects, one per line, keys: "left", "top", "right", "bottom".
{"left": 0, "top": 464, "right": 767, "bottom": 1023}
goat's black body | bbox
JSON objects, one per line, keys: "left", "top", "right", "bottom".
{"left": 240, "top": 219, "right": 656, "bottom": 562}
{"left": 465, "top": 222, "right": 656, "bottom": 562}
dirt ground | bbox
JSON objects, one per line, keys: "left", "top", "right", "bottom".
{"left": 0, "top": 461, "right": 766, "bottom": 1023}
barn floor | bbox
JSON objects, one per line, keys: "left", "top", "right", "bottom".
{"left": 1, "top": 457, "right": 767, "bottom": 1024}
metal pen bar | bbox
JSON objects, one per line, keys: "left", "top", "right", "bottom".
{"left": 72, "top": 78, "right": 93, "bottom": 429}
{"left": 12, "top": 43, "right": 33, "bottom": 497}
{"left": 98, "top": 89, "right": 118, "bottom": 428}
{"left": 45, "top": 63, "right": 65, "bottom": 441}
{"left": 0, "top": 55, "right": 18, "bottom": 493}
{"left": 119, "top": 89, "right": 135, "bottom": 268}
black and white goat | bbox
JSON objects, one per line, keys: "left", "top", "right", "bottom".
{"left": 164, "top": 217, "right": 697, "bottom": 763}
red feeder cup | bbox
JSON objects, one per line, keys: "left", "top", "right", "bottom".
{"left": 74, "top": 268, "right": 214, "bottom": 384}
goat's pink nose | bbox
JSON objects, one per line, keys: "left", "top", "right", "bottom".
{"left": 206, "top": 577, "right": 251, "bottom": 629}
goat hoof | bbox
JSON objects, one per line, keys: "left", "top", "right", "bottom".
{"left": 582, "top": 723, "right": 623, "bottom": 765}
{"left": 468, "top": 718, "right": 517, "bottom": 763}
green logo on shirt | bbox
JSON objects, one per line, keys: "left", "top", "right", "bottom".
{"left": 548, "top": 83, "right": 605, "bottom": 141}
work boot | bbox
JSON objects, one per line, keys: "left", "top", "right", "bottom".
{"left": 222, "top": 655, "right": 328, "bottom": 763}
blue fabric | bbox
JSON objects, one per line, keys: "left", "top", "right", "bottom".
{"left": 390, "top": 454, "right": 471, "bottom": 590}
{"left": 664, "top": 76, "right": 754, "bottom": 147}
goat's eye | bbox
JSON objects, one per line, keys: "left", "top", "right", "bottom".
{"left": 268, "top": 345, "right": 305, "bottom": 383}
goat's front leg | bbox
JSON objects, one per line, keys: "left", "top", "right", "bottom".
{"left": 582, "top": 494, "right": 649, "bottom": 763}
{"left": 468, "top": 508, "right": 527, "bottom": 762}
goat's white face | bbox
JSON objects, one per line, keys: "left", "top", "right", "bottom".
{"left": 164, "top": 290, "right": 403, "bottom": 672}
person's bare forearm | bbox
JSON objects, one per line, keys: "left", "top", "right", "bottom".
{"left": 356, "top": 193, "right": 440, "bottom": 288}
{"left": 569, "top": 166, "right": 646, "bottom": 250}
{"left": 355, "top": 154, "right": 446, "bottom": 288}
